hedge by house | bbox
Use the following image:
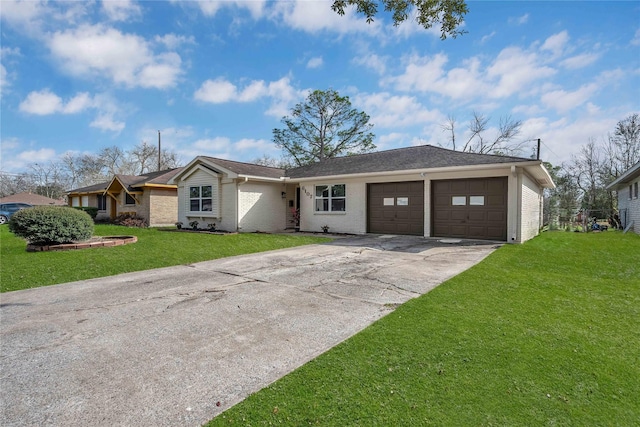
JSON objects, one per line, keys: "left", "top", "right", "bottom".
{"left": 9, "top": 206, "right": 94, "bottom": 245}
{"left": 74, "top": 206, "right": 98, "bottom": 219}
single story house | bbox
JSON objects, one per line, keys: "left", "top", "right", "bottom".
{"left": 606, "top": 160, "right": 640, "bottom": 234}
{"left": 67, "top": 168, "right": 183, "bottom": 227}
{"left": 171, "top": 145, "right": 555, "bottom": 243}
{"left": 0, "top": 192, "right": 66, "bottom": 206}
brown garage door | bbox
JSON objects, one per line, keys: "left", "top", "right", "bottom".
{"left": 432, "top": 177, "right": 507, "bottom": 241}
{"left": 368, "top": 181, "right": 424, "bottom": 235}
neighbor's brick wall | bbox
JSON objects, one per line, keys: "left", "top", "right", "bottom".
{"left": 148, "top": 188, "right": 178, "bottom": 227}
{"left": 520, "top": 172, "right": 542, "bottom": 242}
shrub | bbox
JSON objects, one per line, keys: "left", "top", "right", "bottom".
{"left": 9, "top": 206, "right": 94, "bottom": 244}
{"left": 113, "top": 213, "right": 147, "bottom": 228}
{"left": 74, "top": 206, "right": 98, "bottom": 219}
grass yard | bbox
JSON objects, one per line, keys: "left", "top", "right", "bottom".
{"left": 0, "top": 225, "right": 330, "bottom": 293}
{"left": 208, "top": 231, "right": 640, "bottom": 426}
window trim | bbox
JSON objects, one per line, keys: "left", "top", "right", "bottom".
{"left": 314, "top": 184, "right": 346, "bottom": 213}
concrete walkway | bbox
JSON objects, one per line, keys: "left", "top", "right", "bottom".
{"left": 0, "top": 235, "right": 500, "bottom": 426}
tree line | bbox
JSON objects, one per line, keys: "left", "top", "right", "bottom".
{"left": 545, "top": 114, "right": 639, "bottom": 225}
{"left": 0, "top": 141, "right": 179, "bottom": 199}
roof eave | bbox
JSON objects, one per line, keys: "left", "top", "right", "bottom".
{"left": 290, "top": 161, "right": 552, "bottom": 185}
{"left": 605, "top": 161, "right": 640, "bottom": 190}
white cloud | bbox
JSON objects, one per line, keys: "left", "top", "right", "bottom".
{"left": 18, "top": 148, "right": 58, "bottom": 164}
{"left": 102, "top": 0, "right": 142, "bottom": 21}
{"left": 177, "top": 0, "right": 267, "bottom": 19}
{"left": 235, "top": 138, "right": 276, "bottom": 152}
{"left": 560, "top": 53, "right": 599, "bottom": 69}
{"left": 540, "top": 83, "right": 599, "bottom": 113}
{"left": 306, "top": 56, "right": 323, "bottom": 69}
{"left": 90, "top": 114, "right": 125, "bottom": 133}
{"left": 541, "top": 31, "right": 570, "bottom": 57}
{"left": 269, "top": 0, "right": 379, "bottom": 35}
{"left": 19, "top": 90, "right": 64, "bottom": 115}
{"left": 18, "top": 89, "right": 125, "bottom": 133}
{"left": 486, "top": 47, "right": 556, "bottom": 98}
{"left": 480, "top": 31, "right": 496, "bottom": 44}
{"left": 194, "top": 137, "right": 231, "bottom": 151}
{"left": 354, "top": 92, "right": 443, "bottom": 128}
{"left": 155, "top": 33, "right": 196, "bottom": 49}
{"left": 48, "top": 24, "right": 182, "bottom": 89}
{"left": 352, "top": 53, "right": 387, "bottom": 75}
{"left": 509, "top": 14, "right": 529, "bottom": 25}
{"left": 19, "top": 90, "right": 98, "bottom": 115}
{"left": 631, "top": 28, "right": 640, "bottom": 46}
{"left": 194, "top": 78, "right": 239, "bottom": 103}
{"left": 194, "top": 76, "right": 306, "bottom": 118}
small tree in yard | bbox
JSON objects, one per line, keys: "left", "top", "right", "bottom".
{"left": 9, "top": 206, "right": 93, "bottom": 245}
{"left": 273, "top": 89, "right": 375, "bottom": 167}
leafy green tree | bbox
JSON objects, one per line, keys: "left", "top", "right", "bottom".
{"left": 273, "top": 89, "right": 375, "bottom": 167}
{"left": 331, "top": 0, "right": 468, "bottom": 39}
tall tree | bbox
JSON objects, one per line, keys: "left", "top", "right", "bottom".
{"left": 273, "top": 89, "right": 375, "bottom": 167}
{"left": 331, "top": 0, "right": 468, "bottom": 39}
{"left": 440, "top": 112, "right": 524, "bottom": 155}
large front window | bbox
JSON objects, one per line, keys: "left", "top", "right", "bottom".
{"left": 190, "top": 185, "right": 213, "bottom": 211}
{"left": 315, "top": 184, "right": 346, "bottom": 212}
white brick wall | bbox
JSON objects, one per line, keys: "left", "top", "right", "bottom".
{"left": 238, "top": 182, "right": 287, "bottom": 232}
{"left": 520, "top": 173, "right": 542, "bottom": 242}
{"left": 219, "top": 180, "right": 237, "bottom": 232}
{"left": 299, "top": 179, "right": 367, "bottom": 234}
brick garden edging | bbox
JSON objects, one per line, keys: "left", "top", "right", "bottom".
{"left": 27, "top": 236, "right": 138, "bottom": 252}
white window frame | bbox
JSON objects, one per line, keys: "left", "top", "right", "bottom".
{"left": 315, "top": 184, "right": 346, "bottom": 212}
{"left": 189, "top": 185, "right": 213, "bottom": 212}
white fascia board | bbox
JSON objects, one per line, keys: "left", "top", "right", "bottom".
{"left": 289, "top": 162, "right": 532, "bottom": 183}
{"left": 238, "top": 175, "right": 286, "bottom": 183}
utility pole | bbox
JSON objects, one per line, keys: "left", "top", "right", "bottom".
{"left": 157, "top": 130, "right": 161, "bottom": 171}
{"left": 537, "top": 138, "right": 541, "bottom": 160}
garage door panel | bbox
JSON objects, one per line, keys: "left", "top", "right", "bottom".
{"left": 468, "top": 211, "right": 487, "bottom": 221}
{"left": 432, "top": 177, "right": 507, "bottom": 241}
{"left": 487, "top": 195, "right": 505, "bottom": 206}
{"left": 368, "top": 181, "right": 424, "bottom": 236}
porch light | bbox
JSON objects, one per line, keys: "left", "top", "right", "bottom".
{"left": 281, "top": 191, "right": 287, "bottom": 199}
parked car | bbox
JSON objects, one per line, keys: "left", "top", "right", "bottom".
{"left": 0, "top": 203, "right": 33, "bottom": 224}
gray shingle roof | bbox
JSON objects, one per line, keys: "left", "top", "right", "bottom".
{"left": 286, "top": 145, "right": 534, "bottom": 178}
{"left": 67, "top": 181, "right": 109, "bottom": 194}
{"left": 201, "top": 156, "right": 285, "bottom": 179}
{"left": 67, "top": 168, "right": 183, "bottom": 194}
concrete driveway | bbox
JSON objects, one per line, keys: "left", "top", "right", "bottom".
{"left": 0, "top": 235, "right": 499, "bottom": 426}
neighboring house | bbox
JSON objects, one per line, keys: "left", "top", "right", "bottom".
{"left": 67, "top": 168, "right": 183, "bottom": 227}
{"left": 171, "top": 145, "right": 555, "bottom": 243}
{"left": 606, "top": 160, "right": 640, "bottom": 234}
{"left": 0, "top": 192, "right": 66, "bottom": 206}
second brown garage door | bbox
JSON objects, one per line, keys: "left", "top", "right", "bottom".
{"left": 432, "top": 177, "right": 508, "bottom": 241}
{"left": 368, "top": 181, "right": 424, "bottom": 235}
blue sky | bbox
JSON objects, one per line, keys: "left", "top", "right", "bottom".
{"left": 1, "top": 0, "right": 639, "bottom": 174}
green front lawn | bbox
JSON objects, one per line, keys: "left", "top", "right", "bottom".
{"left": 0, "top": 225, "right": 330, "bottom": 293}
{"left": 208, "top": 231, "right": 640, "bottom": 426}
